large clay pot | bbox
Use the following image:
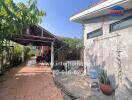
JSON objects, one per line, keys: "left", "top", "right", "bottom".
{"left": 100, "top": 83, "right": 113, "bottom": 95}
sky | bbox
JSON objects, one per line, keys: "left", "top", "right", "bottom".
{"left": 14, "top": 0, "right": 99, "bottom": 38}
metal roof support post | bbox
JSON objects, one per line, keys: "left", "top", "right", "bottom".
{"left": 22, "top": 45, "right": 24, "bottom": 62}
{"left": 26, "top": 28, "right": 30, "bottom": 35}
{"left": 36, "top": 46, "right": 38, "bottom": 57}
{"left": 51, "top": 42, "right": 54, "bottom": 69}
{"left": 41, "top": 28, "right": 44, "bottom": 57}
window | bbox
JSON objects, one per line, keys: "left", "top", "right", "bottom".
{"left": 110, "top": 15, "right": 132, "bottom": 32}
{"left": 87, "top": 28, "right": 103, "bottom": 39}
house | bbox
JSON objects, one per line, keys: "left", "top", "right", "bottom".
{"left": 70, "top": 0, "right": 132, "bottom": 98}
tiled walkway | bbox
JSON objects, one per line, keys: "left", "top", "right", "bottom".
{"left": 0, "top": 60, "right": 63, "bottom": 100}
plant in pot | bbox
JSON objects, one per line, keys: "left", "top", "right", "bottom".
{"left": 99, "top": 70, "right": 113, "bottom": 95}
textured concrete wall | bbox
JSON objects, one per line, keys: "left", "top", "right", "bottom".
{"left": 83, "top": 10, "right": 132, "bottom": 98}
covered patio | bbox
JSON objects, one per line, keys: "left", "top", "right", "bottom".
{"left": 0, "top": 26, "right": 63, "bottom": 100}
{"left": 11, "top": 25, "right": 61, "bottom": 68}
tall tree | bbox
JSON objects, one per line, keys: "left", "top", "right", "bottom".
{"left": 0, "top": 0, "right": 45, "bottom": 40}
{"left": 57, "top": 38, "right": 83, "bottom": 61}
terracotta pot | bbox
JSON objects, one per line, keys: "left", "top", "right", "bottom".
{"left": 100, "top": 83, "right": 113, "bottom": 95}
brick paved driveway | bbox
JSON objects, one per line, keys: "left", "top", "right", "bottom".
{"left": 0, "top": 63, "right": 63, "bottom": 100}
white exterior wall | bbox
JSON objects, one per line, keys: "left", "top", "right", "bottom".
{"left": 83, "top": 10, "right": 132, "bottom": 98}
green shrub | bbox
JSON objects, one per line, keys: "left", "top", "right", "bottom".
{"left": 24, "top": 47, "right": 34, "bottom": 60}
{"left": 10, "top": 44, "right": 23, "bottom": 67}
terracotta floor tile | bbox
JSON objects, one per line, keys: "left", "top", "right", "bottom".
{"left": 0, "top": 62, "right": 63, "bottom": 100}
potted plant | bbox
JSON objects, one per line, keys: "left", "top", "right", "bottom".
{"left": 99, "top": 70, "right": 113, "bottom": 95}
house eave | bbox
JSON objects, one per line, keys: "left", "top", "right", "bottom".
{"left": 70, "top": 0, "right": 131, "bottom": 23}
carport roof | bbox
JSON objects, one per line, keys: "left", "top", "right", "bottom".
{"left": 11, "top": 25, "right": 61, "bottom": 47}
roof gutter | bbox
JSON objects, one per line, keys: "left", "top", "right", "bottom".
{"left": 70, "top": 0, "right": 129, "bottom": 22}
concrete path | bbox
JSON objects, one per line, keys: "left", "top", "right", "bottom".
{"left": 54, "top": 74, "right": 115, "bottom": 100}
{"left": 0, "top": 61, "right": 63, "bottom": 100}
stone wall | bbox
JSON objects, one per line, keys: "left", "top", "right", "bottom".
{"left": 83, "top": 10, "right": 132, "bottom": 98}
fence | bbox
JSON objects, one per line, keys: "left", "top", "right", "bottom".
{"left": 54, "top": 60, "right": 84, "bottom": 72}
